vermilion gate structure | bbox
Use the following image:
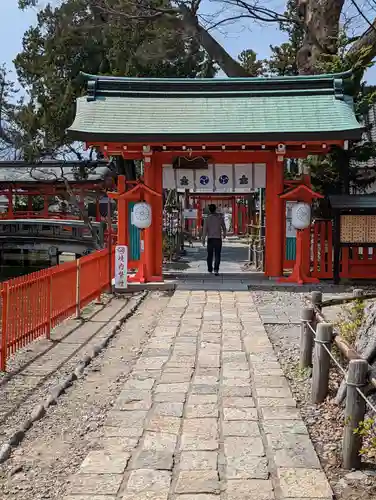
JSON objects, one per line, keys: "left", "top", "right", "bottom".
{"left": 68, "top": 71, "right": 361, "bottom": 283}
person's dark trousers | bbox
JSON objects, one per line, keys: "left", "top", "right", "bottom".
{"left": 207, "top": 238, "right": 222, "bottom": 273}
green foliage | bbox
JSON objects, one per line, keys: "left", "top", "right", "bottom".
{"left": 335, "top": 299, "right": 365, "bottom": 345}
{"left": 304, "top": 33, "right": 376, "bottom": 195}
{"left": 14, "top": 195, "right": 45, "bottom": 211}
{"left": 238, "top": 50, "right": 266, "bottom": 76}
{"left": 13, "top": 0, "right": 216, "bottom": 159}
{"left": 268, "top": 0, "right": 303, "bottom": 76}
{"left": 268, "top": 42, "right": 299, "bottom": 76}
{"left": 354, "top": 418, "right": 376, "bottom": 458}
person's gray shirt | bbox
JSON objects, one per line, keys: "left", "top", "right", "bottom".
{"left": 202, "top": 213, "right": 226, "bottom": 241}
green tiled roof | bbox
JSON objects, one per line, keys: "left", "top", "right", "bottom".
{"left": 67, "top": 72, "right": 362, "bottom": 142}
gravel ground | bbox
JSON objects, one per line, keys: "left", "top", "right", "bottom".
{"left": 252, "top": 290, "right": 376, "bottom": 500}
{"left": 0, "top": 290, "right": 171, "bottom": 499}
{"left": 0, "top": 295, "right": 130, "bottom": 442}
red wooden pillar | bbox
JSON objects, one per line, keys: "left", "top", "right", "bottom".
{"left": 143, "top": 154, "right": 155, "bottom": 282}
{"left": 265, "top": 156, "right": 284, "bottom": 277}
{"left": 197, "top": 199, "right": 202, "bottom": 235}
{"left": 233, "top": 199, "right": 239, "bottom": 235}
{"left": 7, "top": 187, "right": 13, "bottom": 217}
{"left": 231, "top": 197, "right": 236, "bottom": 234}
{"left": 117, "top": 176, "right": 127, "bottom": 245}
{"left": 153, "top": 157, "right": 163, "bottom": 280}
{"left": 28, "top": 195, "right": 33, "bottom": 213}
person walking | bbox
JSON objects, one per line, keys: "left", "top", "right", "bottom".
{"left": 202, "top": 204, "right": 226, "bottom": 276}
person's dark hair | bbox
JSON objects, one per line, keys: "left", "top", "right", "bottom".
{"left": 208, "top": 204, "right": 216, "bottom": 213}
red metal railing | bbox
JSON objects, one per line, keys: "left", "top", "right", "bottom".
{"left": 0, "top": 248, "right": 114, "bottom": 371}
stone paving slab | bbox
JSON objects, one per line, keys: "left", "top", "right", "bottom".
{"left": 63, "top": 289, "right": 332, "bottom": 500}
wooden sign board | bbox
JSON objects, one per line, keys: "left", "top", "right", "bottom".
{"left": 115, "top": 245, "right": 128, "bottom": 289}
{"left": 340, "top": 215, "right": 376, "bottom": 243}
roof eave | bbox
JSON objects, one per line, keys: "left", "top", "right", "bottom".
{"left": 67, "top": 129, "right": 362, "bottom": 143}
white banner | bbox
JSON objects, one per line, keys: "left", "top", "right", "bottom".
{"left": 163, "top": 164, "right": 175, "bottom": 189}
{"left": 215, "top": 164, "right": 233, "bottom": 193}
{"left": 115, "top": 245, "right": 128, "bottom": 289}
{"left": 176, "top": 169, "right": 194, "bottom": 190}
{"left": 254, "top": 163, "right": 266, "bottom": 188}
{"left": 234, "top": 164, "right": 253, "bottom": 191}
{"left": 195, "top": 164, "right": 214, "bottom": 192}
{"left": 162, "top": 163, "right": 266, "bottom": 192}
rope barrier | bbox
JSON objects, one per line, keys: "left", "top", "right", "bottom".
{"left": 356, "top": 387, "right": 376, "bottom": 414}
{"left": 304, "top": 317, "right": 375, "bottom": 413}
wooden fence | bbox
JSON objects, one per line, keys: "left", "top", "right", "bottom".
{"left": 300, "top": 290, "right": 376, "bottom": 469}
{"left": 0, "top": 248, "right": 114, "bottom": 372}
{"left": 283, "top": 220, "right": 376, "bottom": 280}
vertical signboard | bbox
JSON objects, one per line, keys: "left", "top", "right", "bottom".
{"left": 285, "top": 202, "right": 297, "bottom": 262}
{"left": 115, "top": 245, "right": 128, "bottom": 289}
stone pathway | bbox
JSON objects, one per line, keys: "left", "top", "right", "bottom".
{"left": 165, "top": 241, "right": 267, "bottom": 291}
{"left": 64, "top": 290, "right": 332, "bottom": 500}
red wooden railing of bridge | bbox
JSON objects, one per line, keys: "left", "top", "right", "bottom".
{"left": 0, "top": 211, "right": 82, "bottom": 220}
{"left": 0, "top": 248, "right": 114, "bottom": 371}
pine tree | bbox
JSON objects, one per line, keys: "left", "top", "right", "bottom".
{"left": 13, "top": 0, "right": 216, "bottom": 160}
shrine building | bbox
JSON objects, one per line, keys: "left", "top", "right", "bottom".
{"left": 68, "top": 71, "right": 362, "bottom": 283}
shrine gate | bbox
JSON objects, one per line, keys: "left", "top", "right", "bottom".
{"left": 68, "top": 71, "right": 361, "bottom": 283}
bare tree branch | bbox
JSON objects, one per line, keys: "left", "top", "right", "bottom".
{"left": 29, "top": 163, "right": 102, "bottom": 248}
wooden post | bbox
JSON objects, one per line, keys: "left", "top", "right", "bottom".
{"left": 75, "top": 259, "right": 81, "bottom": 319}
{"left": 153, "top": 157, "right": 163, "bottom": 280}
{"left": 300, "top": 307, "right": 315, "bottom": 368}
{"left": 265, "top": 156, "right": 284, "bottom": 277}
{"left": 143, "top": 154, "right": 155, "bottom": 282}
{"left": 117, "top": 176, "right": 127, "bottom": 245}
{"left": 343, "top": 359, "right": 368, "bottom": 470}
{"left": 311, "top": 290, "right": 323, "bottom": 311}
{"left": 233, "top": 199, "right": 239, "bottom": 235}
{"left": 312, "top": 322, "right": 333, "bottom": 404}
{"left": 333, "top": 212, "right": 341, "bottom": 284}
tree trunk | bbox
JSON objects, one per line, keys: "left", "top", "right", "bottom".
{"left": 347, "top": 18, "right": 376, "bottom": 68}
{"left": 60, "top": 178, "right": 102, "bottom": 249}
{"left": 178, "top": 4, "right": 250, "bottom": 77}
{"left": 116, "top": 156, "right": 136, "bottom": 180}
{"left": 297, "top": 0, "right": 344, "bottom": 74}
{"left": 336, "top": 301, "right": 376, "bottom": 404}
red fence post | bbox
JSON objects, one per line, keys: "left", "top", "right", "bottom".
{"left": 1, "top": 282, "right": 9, "bottom": 371}
{"left": 96, "top": 253, "right": 102, "bottom": 304}
{"left": 46, "top": 272, "right": 52, "bottom": 340}
{"left": 75, "top": 259, "right": 81, "bottom": 319}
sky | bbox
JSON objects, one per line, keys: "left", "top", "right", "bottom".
{"left": 0, "top": 1, "right": 286, "bottom": 84}
{"left": 1, "top": 0, "right": 376, "bottom": 86}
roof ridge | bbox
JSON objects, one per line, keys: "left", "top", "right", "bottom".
{"left": 80, "top": 70, "right": 353, "bottom": 83}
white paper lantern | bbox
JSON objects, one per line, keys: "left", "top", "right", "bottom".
{"left": 291, "top": 202, "right": 311, "bottom": 230}
{"left": 131, "top": 202, "right": 152, "bottom": 229}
